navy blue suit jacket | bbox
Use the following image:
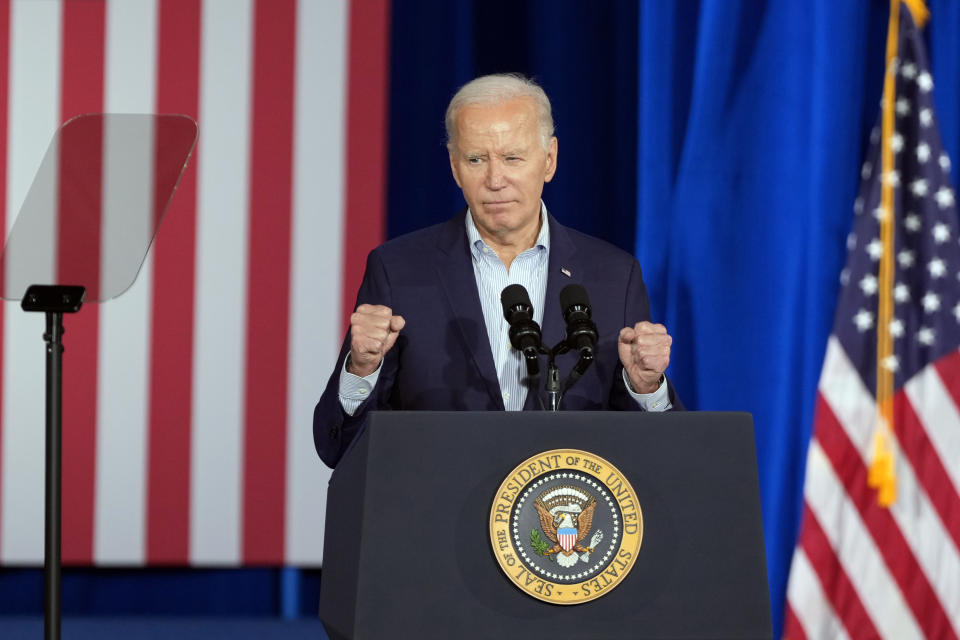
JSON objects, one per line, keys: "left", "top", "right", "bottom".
{"left": 313, "top": 212, "right": 681, "bottom": 467}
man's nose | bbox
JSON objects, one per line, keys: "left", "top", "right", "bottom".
{"left": 485, "top": 160, "right": 505, "bottom": 189}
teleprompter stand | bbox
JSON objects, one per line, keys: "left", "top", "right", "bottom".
{"left": 319, "top": 411, "right": 772, "bottom": 639}
{"left": 20, "top": 285, "right": 85, "bottom": 640}
{"left": 0, "top": 114, "right": 198, "bottom": 640}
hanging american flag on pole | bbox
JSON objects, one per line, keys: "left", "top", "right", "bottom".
{"left": 784, "top": 0, "right": 960, "bottom": 638}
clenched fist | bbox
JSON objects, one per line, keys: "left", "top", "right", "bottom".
{"left": 618, "top": 321, "right": 672, "bottom": 394}
{"left": 347, "top": 304, "right": 405, "bottom": 377}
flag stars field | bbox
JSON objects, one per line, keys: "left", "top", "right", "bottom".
{"left": 921, "top": 292, "right": 941, "bottom": 313}
{"left": 927, "top": 258, "right": 946, "bottom": 278}
{"left": 891, "top": 132, "right": 905, "bottom": 153}
{"left": 932, "top": 222, "right": 950, "bottom": 243}
{"left": 854, "top": 309, "right": 875, "bottom": 331}
{"left": 894, "top": 283, "right": 911, "bottom": 303}
{"left": 890, "top": 318, "right": 905, "bottom": 337}
{"left": 935, "top": 187, "right": 954, "bottom": 209}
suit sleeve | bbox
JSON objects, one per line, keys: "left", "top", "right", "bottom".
{"left": 313, "top": 249, "right": 401, "bottom": 467}
{"left": 609, "top": 259, "right": 684, "bottom": 411}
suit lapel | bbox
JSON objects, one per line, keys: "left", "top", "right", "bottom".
{"left": 435, "top": 212, "right": 504, "bottom": 409}
{"left": 523, "top": 215, "right": 581, "bottom": 410}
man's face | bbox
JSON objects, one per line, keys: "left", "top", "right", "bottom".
{"left": 448, "top": 97, "right": 558, "bottom": 244}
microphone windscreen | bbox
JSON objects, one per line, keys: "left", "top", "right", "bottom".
{"left": 559, "top": 284, "right": 590, "bottom": 314}
{"left": 501, "top": 284, "right": 532, "bottom": 319}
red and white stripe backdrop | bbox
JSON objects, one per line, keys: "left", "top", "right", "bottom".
{"left": 0, "top": 0, "right": 388, "bottom": 566}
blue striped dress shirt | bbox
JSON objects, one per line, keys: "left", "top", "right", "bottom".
{"left": 465, "top": 206, "right": 549, "bottom": 410}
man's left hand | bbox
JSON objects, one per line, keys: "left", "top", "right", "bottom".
{"left": 618, "top": 321, "right": 672, "bottom": 394}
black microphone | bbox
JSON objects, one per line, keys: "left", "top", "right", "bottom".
{"left": 500, "top": 284, "right": 543, "bottom": 375}
{"left": 559, "top": 284, "right": 598, "bottom": 360}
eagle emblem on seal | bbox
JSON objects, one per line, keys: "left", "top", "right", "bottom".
{"left": 532, "top": 484, "right": 604, "bottom": 568}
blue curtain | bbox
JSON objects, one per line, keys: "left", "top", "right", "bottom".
{"left": 637, "top": 0, "right": 960, "bottom": 635}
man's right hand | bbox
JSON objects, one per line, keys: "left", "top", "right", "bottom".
{"left": 347, "top": 304, "right": 405, "bottom": 377}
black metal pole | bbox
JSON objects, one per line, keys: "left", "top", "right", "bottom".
{"left": 20, "top": 285, "right": 83, "bottom": 640}
{"left": 44, "top": 311, "right": 63, "bottom": 640}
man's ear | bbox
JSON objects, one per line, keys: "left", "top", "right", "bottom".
{"left": 448, "top": 148, "right": 463, "bottom": 188}
{"left": 544, "top": 136, "right": 558, "bottom": 183}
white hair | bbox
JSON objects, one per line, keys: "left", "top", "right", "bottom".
{"left": 445, "top": 73, "right": 555, "bottom": 150}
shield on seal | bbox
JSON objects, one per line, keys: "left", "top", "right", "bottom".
{"left": 558, "top": 527, "right": 577, "bottom": 553}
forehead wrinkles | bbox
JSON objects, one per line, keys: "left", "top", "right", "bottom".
{"left": 455, "top": 101, "right": 539, "bottom": 153}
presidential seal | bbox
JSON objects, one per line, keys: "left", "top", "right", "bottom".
{"left": 489, "top": 449, "right": 643, "bottom": 605}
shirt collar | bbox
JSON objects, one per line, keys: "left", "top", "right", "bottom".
{"left": 465, "top": 202, "right": 550, "bottom": 258}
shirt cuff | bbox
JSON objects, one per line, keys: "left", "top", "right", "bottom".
{"left": 622, "top": 369, "right": 672, "bottom": 411}
{"left": 338, "top": 353, "right": 382, "bottom": 416}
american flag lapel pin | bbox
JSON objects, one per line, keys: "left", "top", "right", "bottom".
{"left": 561, "top": 267, "right": 572, "bottom": 277}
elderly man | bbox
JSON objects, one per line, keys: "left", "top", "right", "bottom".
{"left": 314, "top": 73, "right": 681, "bottom": 468}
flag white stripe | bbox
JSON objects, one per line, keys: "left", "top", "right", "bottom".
{"left": 0, "top": 0, "right": 62, "bottom": 564}
{"left": 820, "top": 339, "right": 960, "bottom": 624}
{"left": 817, "top": 337, "right": 875, "bottom": 452}
{"left": 786, "top": 547, "right": 850, "bottom": 640}
{"left": 804, "top": 441, "right": 924, "bottom": 639}
{"left": 904, "top": 351, "right": 960, "bottom": 500}
{"left": 93, "top": 0, "right": 158, "bottom": 565}
{"left": 190, "top": 0, "right": 253, "bottom": 565}
{"left": 283, "top": 0, "right": 346, "bottom": 564}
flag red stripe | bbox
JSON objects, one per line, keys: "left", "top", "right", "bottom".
{"left": 894, "top": 387, "right": 960, "bottom": 551}
{"left": 341, "top": 0, "right": 391, "bottom": 333}
{"left": 147, "top": 0, "right": 201, "bottom": 564}
{"left": 799, "top": 500, "right": 880, "bottom": 639}
{"left": 933, "top": 349, "right": 960, "bottom": 409}
{"left": 0, "top": 0, "right": 9, "bottom": 557}
{"left": 816, "top": 395, "right": 957, "bottom": 640}
{"left": 58, "top": 0, "right": 106, "bottom": 565}
{"left": 242, "top": 0, "right": 296, "bottom": 564}
{"left": 782, "top": 603, "right": 808, "bottom": 640}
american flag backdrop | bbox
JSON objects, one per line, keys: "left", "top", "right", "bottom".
{"left": 0, "top": 0, "right": 388, "bottom": 566}
{"left": 784, "top": 3, "right": 960, "bottom": 638}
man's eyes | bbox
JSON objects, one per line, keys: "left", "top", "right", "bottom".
{"left": 465, "top": 155, "right": 523, "bottom": 164}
